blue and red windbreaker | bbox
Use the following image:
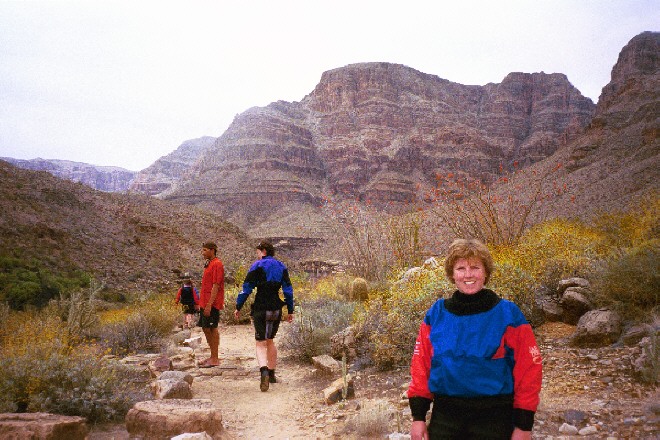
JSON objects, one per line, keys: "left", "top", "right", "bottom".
{"left": 407, "top": 289, "right": 542, "bottom": 429}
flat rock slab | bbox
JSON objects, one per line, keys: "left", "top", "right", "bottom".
{"left": 125, "top": 399, "right": 222, "bottom": 440}
{"left": 0, "top": 412, "right": 88, "bottom": 440}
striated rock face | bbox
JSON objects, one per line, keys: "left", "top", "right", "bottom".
{"left": 129, "top": 136, "right": 216, "bottom": 197}
{"left": 166, "top": 103, "right": 327, "bottom": 228}
{"left": 166, "top": 63, "right": 594, "bottom": 232}
{"left": 1, "top": 157, "right": 136, "bottom": 192}
{"left": 548, "top": 31, "right": 660, "bottom": 216}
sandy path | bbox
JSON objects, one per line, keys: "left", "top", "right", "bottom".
{"left": 191, "top": 324, "right": 341, "bottom": 440}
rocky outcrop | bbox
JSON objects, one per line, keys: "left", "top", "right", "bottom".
{"left": 545, "top": 31, "right": 660, "bottom": 217}
{"left": 1, "top": 157, "right": 136, "bottom": 192}
{"left": 571, "top": 308, "right": 623, "bottom": 347}
{"left": 129, "top": 136, "right": 216, "bottom": 197}
{"left": 125, "top": 399, "right": 223, "bottom": 440}
{"left": 0, "top": 413, "right": 88, "bottom": 440}
{"left": 165, "top": 63, "right": 594, "bottom": 233}
{"left": 0, "top": 160, "right": 252, "bottom": 296}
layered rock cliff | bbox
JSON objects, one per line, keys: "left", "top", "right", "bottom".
{"left": 165, "top": 63, "right": 595, "bottom": 234}
{"left": 129, "top": 136, "right": 217, "bottom": 196}
{"left": 546, "top": 31, "right": 659, "bottom": 216}
{"left": 0, "top": 157, "right": 136, "bottom": 192}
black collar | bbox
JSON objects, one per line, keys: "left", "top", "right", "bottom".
{"left": 444, "top": 289, "right": 501, "bottom": 315}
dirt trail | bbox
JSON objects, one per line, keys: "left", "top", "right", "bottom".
{"left": 192, "top": 324, "right": 344, "bottom": 439}
{"left": 89, "top": 322, "right": 659, "bottom": 439}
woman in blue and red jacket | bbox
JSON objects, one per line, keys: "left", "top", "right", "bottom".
{"left": 408, "top": 239, "right": 542, "bottom": 440}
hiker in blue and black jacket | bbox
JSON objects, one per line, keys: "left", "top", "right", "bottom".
{"left": 234, "top": 240, "right": 295, "bottom": 392}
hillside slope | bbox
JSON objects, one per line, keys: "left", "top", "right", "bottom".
{"left": 0, "top": 160, "right": 252, "bottom": 296}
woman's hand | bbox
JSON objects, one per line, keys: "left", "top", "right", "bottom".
{"left": 411, "top": 420, "right": 428, "bottom": 440}
{"left": 233, "top": 310, "right": 240, "bottom": 320}
{"left": 511, "top": 427, "right": 531, "bottom": 440}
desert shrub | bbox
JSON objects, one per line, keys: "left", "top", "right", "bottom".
{"left": 345, "top": 399, "right": 394, "bottom": 436}
{"left": 488, "top": 260, "right": 541, "bottom": 326}
{"left": 303, "top": 274, "right": 349, "bottom": 302}
{"left": 322, "top": 199, "right": 423, "bottom": 282}
{"left": 48, "top": 279, "right": 104, "bottom": 344}
{"left": 96, "top": 314, "right": 166, "bottom": 355}
{"left": 590, "top": 242, "right": 660, "bottom": 320}
{"left": 219, "top": 286, "right": 251, "bottom": 325}
{"left": 595, "top": 193, "right": 659, "bottom": 248}
{"left": 96, "top": 294, "right": 179, "bottom": 355}
{"left": 350, "top": 277, "right": 369, "bottom": 301}
{"left": 0, "top": 310, "right": 149, "bottom": 421}
{"left": 498, "top": 218, "right": 607, "bottom": 295}
{"left": 360, "top": 270, "right": 453, "bottom": 370}
{"left": 282, "top": 298, "right": 356, "bottom": 362}
{"left": 426, "top": 163, "right": 564, "bottom": 246}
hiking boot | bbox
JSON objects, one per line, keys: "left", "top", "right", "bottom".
{"left": 268, "top": 369, "right": 277, "bottom": 383}
{"left": 260, "top": 369, "right": 269, "bottom": 392}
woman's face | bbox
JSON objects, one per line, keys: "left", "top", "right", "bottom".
{"left": 452, "top": 257, "right": 487, "bottom": 295}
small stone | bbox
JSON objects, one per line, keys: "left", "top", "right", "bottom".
{"left": 578, "top": 425, "right": 598, "bottom": 435}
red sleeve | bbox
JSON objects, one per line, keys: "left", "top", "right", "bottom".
{"left": 504, "top": 324, "right": 542, "bottom": 411}
{"left": 212, "top": 260, "right": 224, "bottom": 285}
{"left": 407, "top": 322, "right": 434, "bottom": 400}
{"left": 175, "top": 288, "right": 182, "bottom": 302}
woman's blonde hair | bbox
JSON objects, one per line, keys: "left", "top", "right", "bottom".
{"left": 444, "top": 238, "right": 494, "bottom": 284}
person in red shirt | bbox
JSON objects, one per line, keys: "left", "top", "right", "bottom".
{"left": 198, "top": 241, "right": 225, "bottom": 368}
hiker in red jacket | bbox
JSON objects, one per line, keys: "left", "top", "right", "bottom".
{"left": 198, "top": 241, "right": 225, "bottom": 368}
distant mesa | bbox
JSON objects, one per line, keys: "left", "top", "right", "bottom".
{"left": 0, "top": 157, "right": 136, "bottom": 192}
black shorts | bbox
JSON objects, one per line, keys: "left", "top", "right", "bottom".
{"left": 181, "top": 304, "right": 196, "bottom": 315}
{"left": 198, "top": 307, "right": 220, "bottom": 328}
{"left": 428, "top": 396, "right": 514, "bottom": 439}
{"left": 253, "top": 309, "right": 282, "bottom": 341}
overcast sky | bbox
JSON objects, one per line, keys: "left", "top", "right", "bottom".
{"left": 0, "top": 1, "right": 657, "bottom": 171}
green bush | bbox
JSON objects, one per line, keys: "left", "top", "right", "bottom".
{"left": 219, "top": 286, "right": 251, "bottom": 325}
{"left": 591, "top": 242, "right": 660, "bottom": 320}
{"left": 350, "top": 277, "right": 369, "bottom": 301}
{"left": 0, "top": 254, "right": 90, "bottom": 310}
{"left": 281, "top": 298, "right": 356, "bottom": 362}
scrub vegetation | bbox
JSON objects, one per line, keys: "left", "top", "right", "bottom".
{"left": 284, "top": 193, "right": 659, "bottom": 374}
{"left": 0, "top": 192, "right": 656, "bottom": 423}
{"left": 0, "top": 290, "right": 178, "bottom": 420}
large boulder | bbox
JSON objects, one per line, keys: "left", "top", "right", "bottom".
{"left": 152, "top": 378, "right": 193, "bottom": 399}
{"left": 557, "top": 277, "right": 590, "bottom": 295}
{"left": 0, "top": 413, "right": 88, "bottom": 440}
{"left": 570, "top": 308, "right": 622, "bottom": 347}
{"left": 559, "top": 288, "right": 594, "bottom": 325}
{"left": 312, "top": 354, "right": 341, "bottom": 375}
{"left": 125, "top": 399, "right": 222, "bottom": 440}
